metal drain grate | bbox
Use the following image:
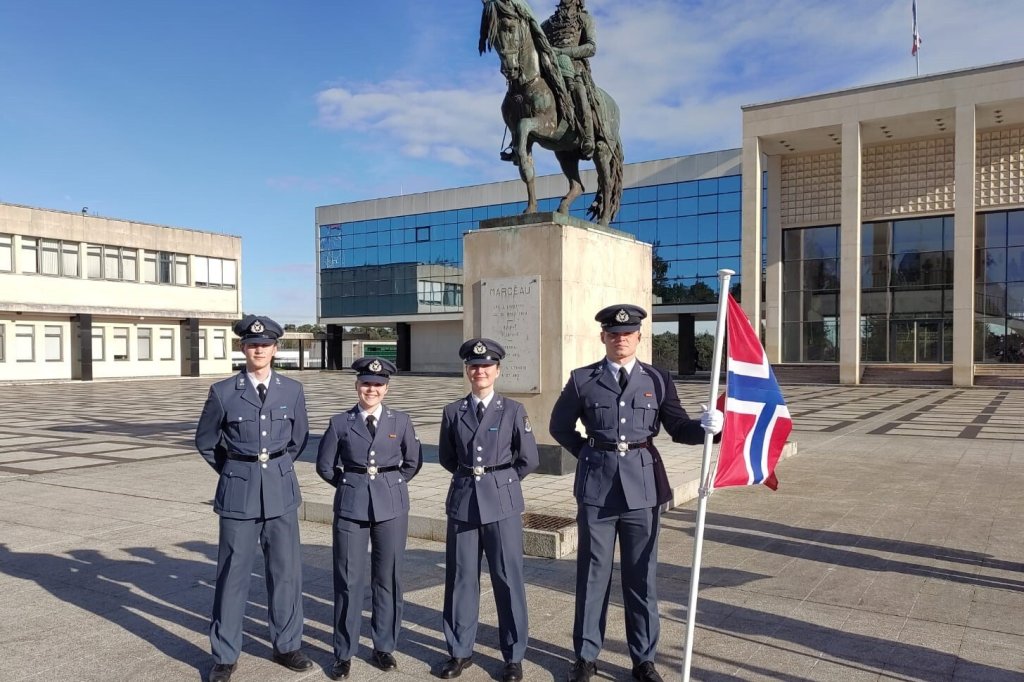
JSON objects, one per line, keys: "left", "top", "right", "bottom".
{"left": 522, "top": 512, "right": 575, "bottom": 532}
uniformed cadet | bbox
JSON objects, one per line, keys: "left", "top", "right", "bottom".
{"left": 436, "top": 338, "right": 540, "bottom": 682}
{"left": 315, "top": 357, "right": 423, "bottom": 680}
{"left": 194, "top": 315, "right": 313, "bottom": 682}
{"left": 549, "top": 305, "right": 723, "bottom": 682}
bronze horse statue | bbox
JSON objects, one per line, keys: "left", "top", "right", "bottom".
{"left": 479, "top": 0, "right": 623, "bottom": 225}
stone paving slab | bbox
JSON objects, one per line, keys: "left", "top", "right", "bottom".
{"left": 0, "top": 374, "right": 1023, "bottom": 680}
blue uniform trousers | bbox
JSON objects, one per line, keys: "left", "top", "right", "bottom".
{"left": 332, "top": 513, "right": 408, "bottom": 659}
{"left": 574, "top": 503, "right": 661, "bottom": 665}
{"left": 211, "top": 511, "right": 303, "bottom": 663}
{"left": 443, "top": 515, "right": 528, "bottom": 663}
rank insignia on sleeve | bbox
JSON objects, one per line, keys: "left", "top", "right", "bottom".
{"left": 524, "top": 416, "right": 532, "bottom": 432}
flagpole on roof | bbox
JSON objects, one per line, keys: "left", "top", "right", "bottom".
{"left": 681, "top": 268, "right": 734, "bottom": 682}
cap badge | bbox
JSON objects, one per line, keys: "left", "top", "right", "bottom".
{"left": 473, "top": 341, "right": 487, "bottom": 355}
{"left": 369, "top": 359, "right": 383, "bottom": 373}
{"left": 615, "top": 309, "right": 630, "bottom": 323}
{"left": 250, "top": 320, "right": 265, "bottom": 334}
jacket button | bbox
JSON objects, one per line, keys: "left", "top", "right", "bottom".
{"left": 620, "top": 401, "right": 625, "bottom": 407}
{"left": 476, "top": 446, "right": 483, "bottom": 452}
{"left": 477, "top": 456, "right": 482, "bottom": 462}
{"left": 620, "top": 418, "right": 626, "bottom": 423}
{"left": 261, "top": 415, "right": 266, "bottom": 420}
{"left": 262, "top": 463, "right": 268, "bottom": 468}
{"left": 261, "top": 431, "right": 267, "bottom": 436}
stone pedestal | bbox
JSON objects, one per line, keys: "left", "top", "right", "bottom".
{"left": 464, "top": 212, "right": 652, "bottom": 474}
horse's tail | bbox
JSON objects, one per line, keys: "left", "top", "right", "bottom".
{"left": 608, "top": 141, "right": 624, "bottom": 223}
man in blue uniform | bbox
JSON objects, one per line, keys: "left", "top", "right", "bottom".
{"left": 315, "top": 357, "right": 422, "bottom": 680}
{"left": 195, "top": 315, "right": 312, "bottom": 682}
{"left": 436, "top": 338, "right": 540, "bottom": 682}
{"left": 549, "top": 305, "right": 723, "bottom": 682}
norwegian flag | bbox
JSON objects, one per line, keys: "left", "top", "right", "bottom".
{"left": 713, "top": 294, "right": 792, "bottom": 490}
{"left": 912, "top": 0, "right": 922, "bottom": 56}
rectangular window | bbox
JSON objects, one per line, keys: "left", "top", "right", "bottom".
{"left": 91, "top": 327, "right": 105, "bottom": 362}
{"left": 62, "top": 242, "right": 79, "bottom": 277}
{"left": 44, "top": 325, "right": 63, "bottom": 361}
{"left": 208, "top": 257, "right": 223, "bottom": 286}
{"left": 112, "top": 327, "right": 129, "bottom": 361}
{"left": 194, "top": 256, "right": 209, "bottom": 285}
{"left": 87, "top": 245, "right": 103, "bottom": 278}
{"left": 21, "top": 238, "right": 38, "bottom": 274}
{"left": 158, "top": 252, "right": 173, "bottom": 283}
{"left": 174, "top": 254, "right": 188, "bottom": 285}
{"left": 15, "top": 324, "right": 34, "bottom": 361}
{"left": 122, "top": 249, "right": 137, "bottom": 281}
{"left": 212, "top": 329, "right": 226, "bottom": 359}
{"left": 104, "top": 247, "right": 121, "bottom": 280}
{"left": 138, "top": 328, "right": 152, "bottom": 361}
{"left": 222, "top": 260, "right": 236, "bottom": 288}
{"left": 40, "top": 239, "right": 60, "bottom": 275}
{"left": 142, "top": 251, "right": 157, "bottom": 282}
{"left": 0, "top": 234, "right": 11, "bottom": 271}
{"left": 198, "top": 328, "right": 208, "bottom": 360}
{"left": 0, "top": 323, "right": 5, "bottom": 361}
{"left": 159, "top": 328, "right": 175, "bottom": 360}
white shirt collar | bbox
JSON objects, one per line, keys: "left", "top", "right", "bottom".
{"left": 359, "top": 404, "right": 384, "bottom": 421}
{"left": 471, "top": 392, "right": 495, "bottom": 410}
{"left": 606, "top": 358, "right": 637, "bottom": 376}
{"left": 247, "top": 370, "right": 272, "bottom": 390}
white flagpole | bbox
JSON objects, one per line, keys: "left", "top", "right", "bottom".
{"left": 681, "top": 268, "right": 734, "bottom": 682}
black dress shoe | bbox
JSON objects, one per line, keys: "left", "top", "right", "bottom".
{"left": 209, "top": 662, "right": 236, "bottom": 682}
{"left": 272, "top": 648, "right": 314, "bottom": 672}
{"left": 632, "top": 661, "right": 664, "bottom": 682}
{"left": 437, "top": 656, "right": 473, "bottom": 678}
{"left": 567, "top": 658, "right": 597, "bottom": 682}
{"left": 502, "top": 661, "right": 524, "bottom": 682}
{"left": 328, "top": 659, "right": 351, "bottom": 680}
{"left": 372, "top": 649, "right": 398, "bottom": 671}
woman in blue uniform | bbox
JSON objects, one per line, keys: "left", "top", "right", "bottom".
{"left": 315, "top": 357, "right": 422, "bottom": 680}
{"left": 436, "top": 338, "right": 539, "bottom": 682}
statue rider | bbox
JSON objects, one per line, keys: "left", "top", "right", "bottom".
{"left": 542, "top": 0, "right": 596, "bottom": 159}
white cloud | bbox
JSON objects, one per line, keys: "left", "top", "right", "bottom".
{"left": 314, "top": 0, "right": 1024, "bottom": 178}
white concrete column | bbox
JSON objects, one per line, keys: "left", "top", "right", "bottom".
{"left": 740, "top": 135, "right": 763, "bottom": 328}
{"left": 764, "top": 155, "right": 783, "bottom": 363}
{"left": 839, "top": 120, "right": 862, "bottom": 384}
{"left": 952, "top": 104, "right": 976, "bottom": 386}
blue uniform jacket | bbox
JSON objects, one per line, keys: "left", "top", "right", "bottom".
{"left": 549, "top": 360, "right": 706, "bottom": 510}
{"left": 439, "top": 394, "right": 539, "bottom": 525}
{"left": 315, "top": 405, "right": 422, "bottom": 523}
{"left": 195, "top": 371, "right": 309, "bottom": 520}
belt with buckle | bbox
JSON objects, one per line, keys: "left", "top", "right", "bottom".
{"left": 458, "top": 462, "right": 513, "bottom": 476}
{"left": 345, "top": 465, "right": 400, "bottom": 475}
{"left": 226, "top": 450, "right": 285, "bottom": 462}
{"left": 587, "top": 438, "right": 650, "bottom": 452}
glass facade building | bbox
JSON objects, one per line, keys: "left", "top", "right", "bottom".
{"left": 318, "top": 171, "right": 743, "bottom": 319}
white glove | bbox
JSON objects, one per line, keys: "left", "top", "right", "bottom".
{"left": 700, "top": 405, "right": 724, "bottom": 435}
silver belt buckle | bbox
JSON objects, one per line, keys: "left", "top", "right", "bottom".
{"left": 472, "top": 465, "right": 486, "bottom": 476}
{"left": 616, "top": 442, "right": 629, "bottom": 452}
{"left": 367, "top": 465, "right": 378, "bottom": 476}
{"left": 258, "top": 452, "right": 269, "bottom": 462}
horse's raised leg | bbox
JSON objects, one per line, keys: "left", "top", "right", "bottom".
{"left": 554, "top": 151, "right": 584, "bottom": 214}
{"left": 516, "top": 120, "right": 539, "bottom": 213}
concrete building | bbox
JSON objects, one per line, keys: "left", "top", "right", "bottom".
{"left": 743, "top": 59, "right": 1024, "bottom": 386}
{"left": 0, "top": 203, "right": 241, "bottom": 381}
{"left": 317, "top": 59, "right": 1024, "bottom": 384}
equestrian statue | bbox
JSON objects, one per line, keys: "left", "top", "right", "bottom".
{"left": 479, "top": 0, "right": 624, "bottom": 226}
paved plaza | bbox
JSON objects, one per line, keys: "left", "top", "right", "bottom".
{"left": 0, "top": 372, "right": 1022, "bottom": 680}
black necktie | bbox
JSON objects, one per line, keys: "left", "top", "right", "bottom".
{"left": 618, "top": 367, "right": 629, "bottom": 392}
{"left": 257, "top": 384, "right": 267, "bottom": 404}
{"left": 476, "top": 401, "right": 485, "bottom": 423}
{"left": 366, "top": 415, "right": 376, "bottom": 438}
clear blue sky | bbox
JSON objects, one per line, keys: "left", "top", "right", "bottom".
{"left": 1, "top": 0, "right": 1020, "bottom": 323}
